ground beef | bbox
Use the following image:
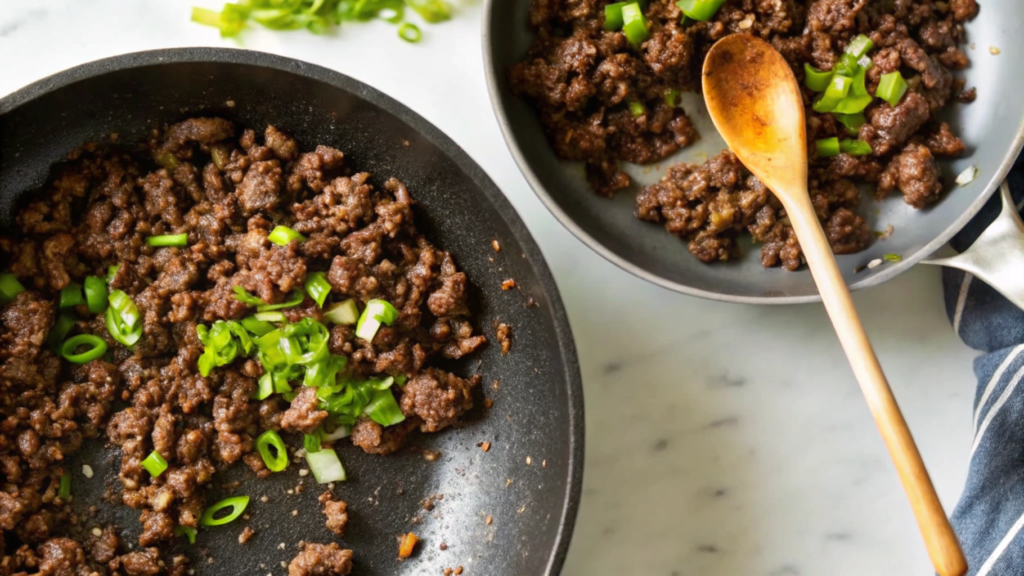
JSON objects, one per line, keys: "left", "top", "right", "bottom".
{"left": 0, "top": 118, "right": 487, "bottom": 573}
{"left": 288, "top": 543, "right": 354, "bottom": 576}
{"left": 318, "top": 491, "right": 349, "bottom": 536}
{"left": 514, "top": 0, "right": 974, "bottom": 268}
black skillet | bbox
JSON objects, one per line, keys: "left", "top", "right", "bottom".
{"left": 0, "top": 48, "right": 583, "bottom": 576}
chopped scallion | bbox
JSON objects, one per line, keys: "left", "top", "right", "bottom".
{"left": 0, "top": 273, "right": 25, "bottom": 304}
{"left": 405, "top": 0, "right": 452, "bottom": 23}
{"left": 146, "top": 233, "right": 188, "bottom": 247}
{"left": 620, "top": 2, "right": 649, "bottom": 46}
{"left": 84, "top": 276, "right": 109, "bottom": 314}
{"left": 304, "top": 432, "right": 322, "bottom": 453}
{"left": 255, "top": 430, "right": 289, "bottom": 472}
{"left": 877, "top": 71, "right": 908, "bottom": 107}
{"left": 803, "top": 64, "right": 833, "bottom": 92}
{"left": 142, "top": 451, "right": 169, "bottom": 477}
{"left": 664, "top": 88, "right": 681, "bottom": 107}
{"left": 398, "top": 22, "right": 421, "bottom": 43}
{"left": 200, "top": 496, "right": 250, "bottom": 526}
{"left": 325, "top": 299, "right": 360, "bottom": 325}
{"left": 832, "top": 94, "right": 873, "bottom": 114}
{"left": 628, "top": 101, "right": 646, "bottom": 117}
{"left": 48, "top": 314, "right": 77, "bottom": 353}
{"left": 883, "top": 253, "right": 903, "bottom": 263}
{"left": 106, "top": 290, "right": 142, "bottom": 348}
{"left": 304, "top": 272, "right": 331, "bottom": 308}
{"left": 241, "top": 316, "right": 276, "bottom": 336}
{"left": 305, "top": 448, "right": 346, "bottom": 483}
{"left": 355, "top": 299, "right": 399, "bottom": 342}
{"left": 61, "top": 334, "right": 108, "bottom": 364}
{"left": 267, "top": 225, "right": 306, "bottom": 246}
{"left": 60, "top": 282, "right": 85, "bottom": 309}
{"left": 174, "top": 525, "right": 197, "bottom": 544}
{"left": 839, "top": 139, "right": 873, "bottom": 156}
{"left": 364, "top": 388, "right": 406, "bottom": 427}
{"left": 816, "top": 137, "right": 841, "bottom": 158}
{"left": 834, "top": 112, "right": 865, "bottom": 136}
{"left": 58, "top": 471, "right": 71, "bottom": 499}
{"left": 812, "top": 75, "right": 852, "bottom": 113}
{"left": 675, "top": 0, "right": 726, "bottom": 21}
{"left": 604, "top": 2, "right": 627, "bottom": 30}
{"left": 845, "top": 34, "right": 874, "bottom": 59}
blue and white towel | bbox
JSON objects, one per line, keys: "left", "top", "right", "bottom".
{"left": 943, "top": 156, "right": 1024, "bottom": 575}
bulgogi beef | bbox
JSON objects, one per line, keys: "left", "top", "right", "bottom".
{"left": 0, "top": 118, "right": 487, "bottom": 573}
{"left": 511, "top": 0, "right": 976, "bottom": 269}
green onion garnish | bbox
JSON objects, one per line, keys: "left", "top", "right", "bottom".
{"left": 305, "top": 448, "right": 346, "bottom": 484}
{"left": 61, "top": 334, "right": 108, "bottom": 364}
{"left": 850, "top": 66, "right": 869, "bottom": 97}
{"left": 105, "top": 290, "right": 142, "bottom": 348}
{"left": 398, "top": 22, "right": 421, "bottom": 43}
{"left": 304, "top": 272, "right": 331, "bottom": 308}
{"left": 255, "top": 373, "right": 274, "bottom": 401}
{"left": 325, "top": 299, "right": 360, "bottom": 325}
{"left": 812, "top": 75, "right": 852, "bottom": 113}
{"left": 0, "top": 273, "right": 25, "bottom": 304}
{"left": 48, "top": 314, "right": 77, "bottom": 353}
{"left": 58, "top": 471, "right": 71, "bottom": 499}
{"left": 255, "top": 430, "right": 289, "bottom": 472}
{"left": 664, "top": 88, "right": 681, "bottom": 107}
{"left": 405, "top": 0, "right": 452, "bottom": 23}
{"left": 141, "top": 451, "right": 169, "bottom": 477}
{"left": 833, "top": 53, "right": 860, "bottom": 77}
{"left": 364, "top": 388, "right": 406, "bottom": 427}
{"left": 803, "top": 64, "right": 833, "bottom": 92}
{"left": 832, "top": 95, "right": 873, "bottom": 114}
{"left": 174, "top": 525, "right": 197, "bottom": 544}
{"left": 877, "top": 71, "right": 908, "bottom": 107}
{"left": 835, "top": 112, "right": 865, "bottom": 136}
{"left": 60, "top": 282, "right": 85, "bottom": 309}
{"left": 839, "top": 139, "right": 873, "bottom": 156}
{"left": 200, "top": 496, "right": 250, "bottom": 527}
{"left": 241, "top": 316, "right": 276, "bottom": 336}
{"left": 84, "top": 276, "right": 109, "bottom": 314}
{"left": 232, "top": 286, "right": 266, "bottom": 306}
{"left": 107, "top": 264, "right": 120, "bottom": 284}
{"left": 620, "top": 2, "right": 649, "bottom": 47}
{"left": 146, "top": 233, "right": 188, "bottom": 247}
{"left": 355, "top": 299, "right": 399, "bottom": 342}
{"left": 675, "top": 0, "right": 726, "bottom": 21}
{"left": 883, "top": 253, "right": 903, "bottom": 263}
{"left": 304, "top": 432, "right": 322, "bottom": 453}
{"left": 816, "top": 137, "right": 841, "bottom": 158}
{"left": 196, "top": 320, "right": 253, "bottom": 377}
{"left": 845, "top": 34, "right": 874, "bottom": 59}
{"left": 604, "top": 2, "right": 627, "bottom": 30}
{"left": 628, "top": 101, "right": 646, "bottom": 117}
{"left": 268, "top": 225, "right": 306, "bottom": 246}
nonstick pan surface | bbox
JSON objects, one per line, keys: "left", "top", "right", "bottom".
{"left": 0, "top": 48, "right": 583, "bottom": 576}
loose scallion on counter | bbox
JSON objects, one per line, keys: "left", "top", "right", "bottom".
{"left": 200, "top": 496, "right": 250, "bottom": 527}
{"left": 398, "top": 22, "right": 422, "bottom": 42}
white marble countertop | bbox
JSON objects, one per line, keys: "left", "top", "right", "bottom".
{"left": 0, "top": 2, "right": 981, "bottom": 574}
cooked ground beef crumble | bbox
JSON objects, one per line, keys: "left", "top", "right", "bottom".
{"left": 0, "top": 118, "right": 486, "bottom": 573}
{"left": 512, "top": 0, "right": 976, "bottom": 269}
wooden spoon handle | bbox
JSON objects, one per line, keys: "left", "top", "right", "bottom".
{"left": 783, "top": 196, "right": 968, "bottom": 576}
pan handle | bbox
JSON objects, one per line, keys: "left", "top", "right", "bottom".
{"left": 921, "top": 180, "right": 1024, "bottom": 312}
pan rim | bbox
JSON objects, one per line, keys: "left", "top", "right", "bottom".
{"left": 0, "top": 47, "right": 585, "bottom": 576}
{"left": 480, "top": 0, "right": 1024, "bottom": 305}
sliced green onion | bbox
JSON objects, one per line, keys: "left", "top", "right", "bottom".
{"left": 58, "top": 471, "right": 71, "bottom": 499}
{"left": 839, "top": 139, "right": 873, "bottom": 156}
{"left": 254, "top": 311, "right": 286, "bottom": 322}
{"left": 877, "top": 71, "right": 908, "bottom": 107}
{"left": 620, "top": 2, "right": 649, "bottom": 46}
{"left": 200, "top": 496, "right": 250, "bottom": 527}
{"left": 804, "top": 64, "right": 833, "bottom": 92}
{"left": 257, "top": 289, "right": 304, "bottom": 312}
{"left": 304, "top": 272, "right": 331, "bottom": 308}
{"left": 305, "top": 448, "right": 346, "bottom": 483}
{"left": 604, "top": 2, "right": 627, "bottom": 30}
{"left": 321, "top": 425, "right": 351, "bottom": 442}
{"left": 664, "top": 88, "right": 680, "bottom": 107}
{"left": 196, "top": 320, "right": 254, "bottom": 377}
{"left": 405, "top": 0, "right": 452, "bottom": 23}
{"left": 84, "top": 276, "right": 108, "bottom": 314}
{"left": 849, "top": 66, "right": 869, "bottom": 97}
{"left": 61, "top": 334, "right": 108, "bottom": 364}
{"left": 845, "top": 34, "right": 874, "bottom": 59}
{"left": 675, "top": 0, "right": 726, "bottom": 21}
{"left": 325, "top": 299, "right": 360, "bottom": 325}
{"left": 0, "top": 273, "right": 25, "bottom": 304}
{"left": 48, "top": 314, "right": 77, "bottom": 353}
{"left": 304, "top": 354, "right": 347, "bottom": 389}
{"left": 174, "top": 525, "right": 197, "bottom": 544}
{"left": 268, "top": 226, "right": 306, "bottom": 246}
{"left": 146, "top": 234, "right": 188, "bottom": 247}
{"left": 883, "top": 253, "right": 903, "bottom": 263}
{"left": 364, "top": 388, "right": 406, "bottom": 427}
{"left": 816, "top": 137, "right": 841, "bottom": 158}
{"left": 812, "top": 75, "right": 852, "bottom": 113}
{"left": 255, "top": 373, "right": 274, "bottom": 400}
{"left": 304, "top": 432, "right": 322, "bottom": 454}
{"left": 833, "top": 53, "right": 860, "bottom": 78}
{"left": 832, "top": 95, "right": 873, "bottom": 114}
{"left": 355, "top": 299, "right": 399, "bottom": 342}
{"left": 835, "top": 112, "right": 866, "bottom": 136}
{"left": 233, "top": 286, "right": 266, "bottom": 306}
{"left": 255, "top": 430, "right": 288, "bottom": 472}
{"left": 107, "top": 264, "right": 120, "bottom": 284}
{"left": 398, "top": 22, "right": 421, "bottom": 43}
{"left": 142, "top": 451, "right": 169, "bottom": 477}
{"left": 241, "top": 316, "right": 276, "bottom": 336}
{"left": 60, "top": 282, "right": 85, "bottom": 309}
{"left": 628, "top": 101, "right": 645, "bottom": 117}
{"left": 106, "top": 290, "right": 142, "bottom": 348}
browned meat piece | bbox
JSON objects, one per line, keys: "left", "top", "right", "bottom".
{"left": 38, "top": 538, "right": 86, "bottom": 576}
{"left": 950, "top": 0, "right": 978, "bottom": 20}
{"left": 318, "top": 491, "right": 349, "bottom": 536}
{"left": 350, "top": 419, "right": 415, "bottom": 455}
{"left": 400, "top": 369, "right": 479, "bottom": 433}
{"left": 924, "top": 122, "right": 966, "bottom": 157}
{"left": 0, "top": 291, "right": 54, "bottom": 359}
{"left": 878, "top": 144, "right": 944, "bottom": 208}
{"left": 280, "top": 387, "right": 328, "bottom": 435}
{"left": 163, "top": 117, "right": 234, "bottom": 153}
{"left": 265, "top": 125, "right": 299, "bottom": 161}
{"left": 860, "top": 92, "right": 931, "bottom": 156}
{"left": 288, "top": 543, "right": 354, "bottom": 576}
{"left": 236, "top": 159, "right": 283, "bottom": 216}
{"left": 496, "top": 323, "right": 512, "bottom": 355}
{"left": 117, "top": 548, "right": 163, "bottom": 576}
{"left": 824, "top": 208, "right": 871, "bottom": 254}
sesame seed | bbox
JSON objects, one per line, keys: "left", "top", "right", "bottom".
{"left": 82, "top": 465, "right": 94, "bottom": 478}
{"left": 92, "top": 527, "right": 102, "bottom": 536}
{"left": 867, "top": 258, "right": 883, "bottom": 269}
{"left": 292, "top": 510, "right": 299, "bottom": 516}
{"left": 299, "top": 469, "right": 309, "bottom": 477}
{"left": 260, "top": 495, "right": 269, "bottom": 503}
{"left": 485, "top": 515, "right": 493, "bottom": 525}
{"left": 525, "top": 456, "right": 532, "bottom": 466}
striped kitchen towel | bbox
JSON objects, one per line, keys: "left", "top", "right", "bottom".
{"left": 943, "top": 155, "right": 1024, "bottom": 576}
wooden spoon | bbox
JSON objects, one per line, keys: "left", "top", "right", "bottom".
{"left": 702, "top": 34, "right": 967, "bottom": 576}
